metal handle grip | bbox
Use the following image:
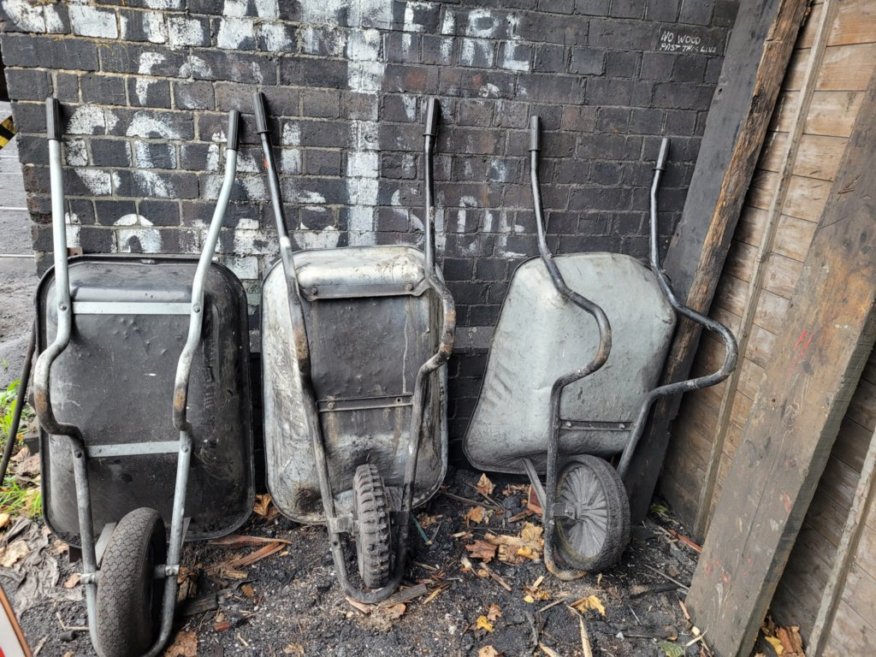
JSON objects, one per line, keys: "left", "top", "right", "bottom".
{"left": 226, "top": 109, "right": 241, "bottom": 150}
{"left": 655, "top": 137, "right": 669, "bottom": 172}
{"left": 424, "top": 97, "right": 439, "bottom": 137}
{"left": 529, "top": 115, "right": 540, "bottom": 152}
{"left": 46, "top": 97, "right": 62, "bottom": 142}
{"left": 253, "top": 92, "right": 269, "bottom": 134}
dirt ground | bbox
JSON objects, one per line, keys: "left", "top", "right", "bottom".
{"left": 3, "top": 464, "right": 708, "bottom": 657}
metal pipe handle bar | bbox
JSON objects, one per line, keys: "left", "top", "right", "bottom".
{"left": 616, "top": 138, "right": 738, "bottom": 479}
{"left": 0, "top": 321, "right": 35, "bottom": 483}
{"left": 173, "top": 110, "right": 240, "bottom": 432}
{"left": 527, "top": 115, "right": 612, "bottom": 579}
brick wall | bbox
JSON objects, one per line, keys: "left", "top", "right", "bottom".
{"left": 0, "top": 0, "right": 737, "bottom": 446}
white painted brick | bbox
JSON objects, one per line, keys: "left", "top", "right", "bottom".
{"left": 69, "top": 6, "right": 118, "bottom": 40}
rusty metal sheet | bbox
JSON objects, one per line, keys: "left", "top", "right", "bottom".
{"left": 463, "top": 253, "right": 675, "bottom": 474}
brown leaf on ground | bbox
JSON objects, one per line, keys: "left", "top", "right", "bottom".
{"left": 464, "top": 505, "right": 488, "bottom": 525}
{"left": 478, "top": 647, "right": 501, "bottom": 657}
{"left": 486, "top": 603, "right": 502, "bottom": 622}
{"left": 475, "top": 473, "right": 495, "bottom": 497}
{"left": 485, "top": 522, "right": 544, "bottom": 564}
{"left": 252, "top": 494, "right": 277, "bottom": 519}
{"left": 527, "top": 486, "right": 543, "bottom": 515}
{"left": 11, "top": 446, "right": 29, "bottom": 463}
{"left": 465, "top": 540, "right": 497, "bottom": 563}
{"left": 380, "top": 603, "right": 406, "bottom": 620}
{"left": 417, "top": 512, "right": 442, "bottom": 528}
{"left": 240, "top": 583, "right": 255, "bottom": 599}
{"left": 63, "top": 573, "right": 80, "bottom": 589}
{"left": 163, "top": 630, "right": 197, "bottom": 657}
{"left": 0, "top": 513, "right": 9, "bottom": 530}
{"left": 776, "top": 626, "right": 804, "bottom": 655}
{"left": 501, "top": 483, "right": 528, "bottom": 497}
{"left": 209, "top": 534, "right": 292, "bottom": 547}
{"left": 571, "top": 595, "right": 606, "bottom": 616}
{"left": 177, "top": 567, "right": 198, "bottom": 601}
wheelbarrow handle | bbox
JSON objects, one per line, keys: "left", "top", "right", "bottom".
{"left": 529, "top": 115, "right": 540, "bottom": 152}
{"left": 655, "top": 136, "right": 669, "bottom": 172}
{"left": 253, "top": 91, "right": 270, "bottom": 135}
{"left": 226, "top": 109, "right": 240, "bottom": 151}
{"left": 46, "top": 97, "right": 62, "bottom": 142}
{"left": 424, "top": 97, "right": 439, "bottom": 138}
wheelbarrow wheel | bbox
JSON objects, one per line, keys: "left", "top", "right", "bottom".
{"left": 95, "top": 507, "right": 166, "bottom": 657}
{"left": 353, "top": 463, "right": 393, "bottom": 589}
{"left": 554, "top": 455, "right": 629, "bottom": 572}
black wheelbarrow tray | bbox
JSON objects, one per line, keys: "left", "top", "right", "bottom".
{"left": 254, "top": 93, "right": 455, "bottom": 603}
{"left": 32, "top": 100, "right": 254, "bottom": 657}
{"left": 463, "top": 119, "right": 738, "bottom": 580}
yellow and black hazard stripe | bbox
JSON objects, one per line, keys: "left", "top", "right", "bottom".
{"left": 0, "top": 115, "right": 16, "bottom": 149}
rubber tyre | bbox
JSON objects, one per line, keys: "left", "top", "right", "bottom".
{"left": 353, "top": 464, "right": 393, "bottom": 589}
{"left": 554, "top": 455, "right": 630, "bottom": 572}
{"left": 95, "top": 507, "right": 166, "bottom": 657}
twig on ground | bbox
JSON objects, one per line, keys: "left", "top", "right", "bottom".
{"left": 642, "top": 564, "right": 689, "bottom": 590}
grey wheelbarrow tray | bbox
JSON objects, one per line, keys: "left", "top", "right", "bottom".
{"left": 463, "top": 119, "right": 738, "bottom": 579}
{"left": 33, "top": 101, "right": 253, "bottom": 656}
{"left": 255, "top": 93, "right": 455, "bottom": 603}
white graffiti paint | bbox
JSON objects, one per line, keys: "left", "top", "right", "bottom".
{"left": 1, "top": 0, "right": 64, "bottom": 33}
{"left": 113, "top": 214, "right": 162, "bottom": 254}
{"left": 64, "top": 139, "right": 88, "bottom": 167}
{"left": 167, "top": 16, "right": 205, "bottom": 47}
{"left": 64, "top": 211, "right": 81, "bottom": 249}
{"left": 134, "top": 171, "right": 175, "bottom": 198}
{"left": 68, "top": 5, "right": 118, "bottom": 40}
{"left": 135, "top": 52, "right": 166, "bottom": 105}
{"left": 217, "top": 17, "right": 256, "bottom": 50}
{"left": 455, "top": 196, "right": 478, "bottom": 233}
{"left": 178, "top": 55, "right": 213, "bottom": 78}
{"left": 296, "top": 222, "right": 340, "bottom": 250}
{"left": 233, "top": 218, "right": 278, "bottom": 257}
{"left": 67, "top": 105, "right": 119, "bottom": 136}
{"left": 126, "top": 112, "right": 182, "bottom": 140}
{"left": 76, "top": 169, "right": 115, "bottom": 196}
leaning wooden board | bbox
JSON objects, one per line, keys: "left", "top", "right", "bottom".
{"left": 685, "top": 80, "right": 876, "bottom": 657}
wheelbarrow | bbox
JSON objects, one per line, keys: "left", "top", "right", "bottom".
{"left": 254, "top": 93, "right": 455, "bottom": 602}
{"left": 32, "top": 99, "right": 254, "bottom": 656}
{"left": 463, "top": 118, "right": 738, "bottom": 579}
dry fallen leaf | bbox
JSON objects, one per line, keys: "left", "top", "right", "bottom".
{"left": 475, "top": 473, "right": 495, "bottom": 497}
{"left": 381, "top": 603, "right": 406, "bottom": 620}
{"left": 417, "top": 513, "right": 441, "bottom": 528}
{"left": 475, "top": 615, "right": 494, "bottom": 633}
{"left": 527, "top": 485, "right": 543, "bottom": 514}
{"left": 478, "top": 647, "right": 500, "bottom": 657}
{"left": 283, "top": 644, "right": 305, "bottom": 656}
{"left": 163, "top": 630, "right": 198, "bottom": 657}
{"left": 63, "top": 573, "right": 80, "bottom": 589}
{"left": 0, "top": 512, "right": 9, "bottom": 529}
{"left": 253, "top": 494, "right": 276, "bottom": 518}
{"left": 240, "top": 583, "right": 255, "bottom": 599}
{"left": 572, "top": 595, "right": 606, "bottom": 616}
{"left": 486, "top": 603, "right": 502, "bottom": 622}
{"left": 765, "top": 636, "right": 784, "bottom": 655}
{"left": 465, "top": 539, "right": 498, "bottom": 563}
{"left": 464, "top": 505, "right": 488, "bottom": 525}
{"left": 0, "top": 540, "right": 30, "bottom": 568}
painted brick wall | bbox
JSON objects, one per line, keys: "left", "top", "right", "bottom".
{"left": 0, "top": 0, "right": 736, "bottom": 445}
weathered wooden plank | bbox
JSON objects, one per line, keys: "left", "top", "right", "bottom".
{"left": 752, "top": 288, "right": 791, "bottom": 335}
{"left": 761, "top": 252, "right": 804, "bottom": 299}
{"left": 782, "top": 174, "right": 832, "bottom": 221}
{"left": 773, "top": 213, "right": 818, "bottom": 261}
{"left": 793, "top": 134, "right": 847, "bottom": 180}
{"left": 805, "top": 90, "right": 865, "bottom": 136}
{"left": 685, "top": 81, "right": 876, "bottom": 657}
{"left": 816, "top": 43, "right": 876, "bottom": 90}
{"left": 734, "top": 206, "right": 770, "bottom": 247}
{"left": 823, "top": 599, "right": 876, "bottom": 656}
{"left": 628, "top": 0, "right": 810, "bottom": 524}
{"left": 828, "top": 0, "right": 876, "bottom": 46}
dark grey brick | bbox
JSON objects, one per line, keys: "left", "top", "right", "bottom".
{"left": 439, "top": 68, "right": 513, "bottom": 98}
{"left": 652, "top": 82, "right": 714, "bottom": 110}
{"left": 713, "top": 0, "right": 738, "bottom": 27}
{"left": 192, "top": 50, "right": 277, "bottom": 85}
{"left": 611, "top": 0, "right": 646, "bottom": 19}
{"left": 647, "top": 0, "right": 680, "bottom": 21}
{"left": 173, "top": 81, "right": 214, "bottom": 110}
{"left": 596, "top": 107, "right": 631, "bottom": 133}
{"left": 301, "top": 90, "right": 341, "bottom": 119}
{"left": 538, "top": 0, "right": 575, "bottom": 13}
{"left": 107, "top": 109, "right": 194, "bottom": 140}
{"left": 10, "top": 101, "right": 47, "bottom": 135}
{"left": 457, "top": 99, "right": 494, "bottom": 127}
{"left": 5, "top": 69, "right": 51, "bottom": 101}
{"left": 133, "top": 142, "right": 177, "bottom": 169}
{"left": 90, "top": 139, "right": 130, "bottom": 167}
{"left": 127, "top": 78, "right": 172, "bottom": 108}
{"left": 629, "top": 107, "right": 664, "bottom": 134}
{"left": 561, "top": 106, "right": 597, "bottom": 132}
{"left": 94, "top": 199, "right": 137, "bottom": 226}
{"left": 54, "top": 73, "right": 80, "bottom": 102}
{"left": 137, "top": 200, "right": 180, "bottom": 226}
{"left": 2, "top": 34, "right": 99, "bottom": 71}
{"left": 115, "top": 169, "right": 199, "bottom": 199}
{"left": 588, "top": 19, "right": 653, "bottom": 50}
{"left": 574, "top": 0, "right": 611, "bottom": 15}
{"left": 586, "top": 77, "right": 634, "bottom": 106}
{"left": 605, "top": 51, "right": 641, "bottom": 78}
{"left": 518, "top": 74, "right": 585, "bottom": 104}
{"left": 578, "top": 133, "right": 642, "bottom": 160}
{"left": 673, "top": 56, "right": 707, "bottom": 83}
{"left": 305, "top": 149, "right": 343, "bottom": 176}
{"left": 421, "top": 35, "right": 454, "bottom": 66}
{"left": 533, "top": 44, "right": 566, "bottom": 73}
{"left": 515, "top": 12, "right": 588, "bottom": 45}
{"left": 679, "top": 0, "right": 714, "bottom": 25}
{"left": 570, "top": 48, "right": 604, "bottom": 75}
{"left": 641, "top": 52, "right": 676, "bottom": 81}
{"left": 280, "top": 56, "right": 347, "bottom": 89}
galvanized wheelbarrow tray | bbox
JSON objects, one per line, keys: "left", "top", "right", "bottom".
{"left": 254, "top": 93, "right": 455, "bottom": 603}
{"left": 464, "top": 119, "right": 738, "bottom": 579}
{"left": 33, "top": 100, "right": 253, "bottom": 656}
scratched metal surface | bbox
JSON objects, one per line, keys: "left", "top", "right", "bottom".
{"left": 463, "top": 253, "right": 676, "bottom": 474}
{"left": 261, "top": 246, "right": 447, "bottom": 524}
{"left": 37, "top": 257, "right": 255, "bottom": 545}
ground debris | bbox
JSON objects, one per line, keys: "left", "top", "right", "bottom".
{"left": 163, "top": 630, "right": 197, "bottom": 657}
{"left": 758, "top": 616, "right": 805, "bottom": 656}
